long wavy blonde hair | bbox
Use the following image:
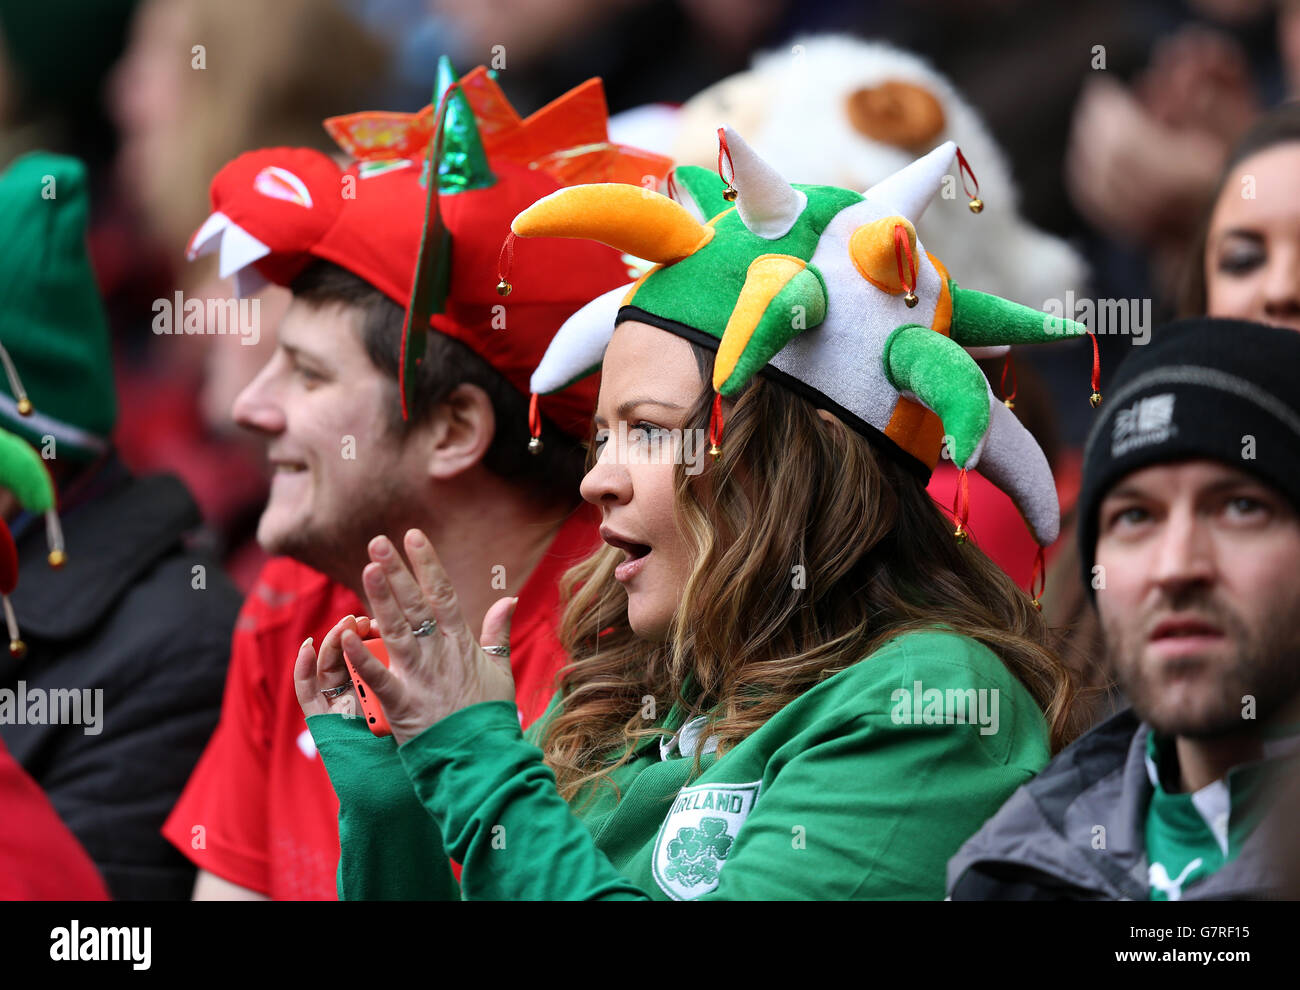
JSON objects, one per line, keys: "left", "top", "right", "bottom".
{"left": 541, "top": 341, "right": 1082, "bottom": 802}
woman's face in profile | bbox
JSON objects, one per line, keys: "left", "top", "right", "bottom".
{"left": 581, "top": 320, "right": 703, "bottom": 642}
{"left": 1205, "top": 142, "right": 1300, "bottom": 334}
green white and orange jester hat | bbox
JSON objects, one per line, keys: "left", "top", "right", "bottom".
{"left": 507, "top": 128, "right": 1100, "bottom": 559}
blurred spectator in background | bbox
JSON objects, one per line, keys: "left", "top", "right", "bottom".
{"left": 436, "top": 0, "right": 791, "bottom": 115}
{"left": 109, "top": 0, "right": 388, "bottom": 265}
{"left": 1064, "top": 0, "right": 1300, "bottom": 318}
{"left": 0, "top": 0, "right": 139, "bottom": 172}
{"left": 105, "top": 0, "right": 389, "bottom": 590}
{"left": 1067, "top": 25, "right": 1260, "bottom": 302}
{"left": 1180, "top": 100, "right": 1300, "bottom": 329}
{"left": 0, "top": 152, "right": 240, "bottom": 900}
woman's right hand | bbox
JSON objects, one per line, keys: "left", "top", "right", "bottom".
{"left": 294, "top": 614, "right": 376, "bottom": 718}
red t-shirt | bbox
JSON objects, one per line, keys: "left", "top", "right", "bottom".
{"left": 0, "top": 737, "right": 109, "bottom": 900}
{"left": 162, "top": 505, "right": 600, "bottom": 899}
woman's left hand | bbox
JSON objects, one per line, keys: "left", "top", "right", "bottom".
{"left": 338, "top": 528, "right": 519, "bottom": 746}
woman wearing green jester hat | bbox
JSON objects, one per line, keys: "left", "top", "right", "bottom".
{"left": 296, "top": 129, "right": 1099, "bottom": 900}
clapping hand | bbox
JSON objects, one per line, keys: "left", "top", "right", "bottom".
{"left": 295, "top": 529, "right": 518, "bottom": 745}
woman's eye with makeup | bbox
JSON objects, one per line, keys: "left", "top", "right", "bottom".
{"left": 629, "top": 421, "right": 669, "bottom": 443}
{"left": 1216, "top": 239, "right": 1266, "bottom": 275}
{"left": 294, "top": 364, "right": 326, "bottom": 388}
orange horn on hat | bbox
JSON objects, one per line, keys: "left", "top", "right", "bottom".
{"left": 512, "top": 184, "right": 714, "bottom": 263}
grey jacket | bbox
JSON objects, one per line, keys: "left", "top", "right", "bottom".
{"left": 947, "top": 708, "right": 1293, "bottom": 900}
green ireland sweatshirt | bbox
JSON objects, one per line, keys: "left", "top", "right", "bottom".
{"left": 308, "top": 628, "right": 1050, "bottom": 900}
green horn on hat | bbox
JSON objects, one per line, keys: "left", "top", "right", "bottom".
{"left": 0, "top": 427, "right": 53, "bottom": 513}
{"left": 0, "top": 426, "right": 64, "bottom": 568}
{"left": 882, "top": 325, "right": 990, "bottom": 467}
{"left": 433, "top": 55, "right": 494, "bottom": 194}
{"left": 399, "top": 56, "right": 497, "bottom": 419}
{"left": 947, "top": 283, "right": 1088, "bottom": 347}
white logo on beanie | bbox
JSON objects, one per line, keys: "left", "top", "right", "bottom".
{"left": 1113, "top": 393, "right": 1177, "bottom": 456}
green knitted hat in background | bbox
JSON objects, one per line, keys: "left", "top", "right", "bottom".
{"left": 0, "top": 151, "right": 116, "bottom": 461}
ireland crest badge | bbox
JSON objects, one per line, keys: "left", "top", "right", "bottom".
{"left": 652, "top": 780, "right": 761, "bottom": 899}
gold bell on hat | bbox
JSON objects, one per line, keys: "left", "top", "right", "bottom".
{"left": 1, "top": 341, "right": 34, "bottom": 415}
{"left": 496, "top": 279, "right": 512, "bottom": 297}
{"left": 904, "top": 290, "right": 919, "bottom": 308}
{"left": 45, "top": 510, "right": 66, "bottom": 568}
{"left": 1, "top": 340, "right": 33, "bottom": 415}
{"left": 955, "top": 148, "right": 984, "bottom": 214}
{"left": 717, "top": 127, "right": 739, "bottom": 203}
{"left": 1090, "top": 390, "right": 1102, "bottom": 408}
{"left": 527, "top": 436, "right": 543, "bottom": 455}
{"left": 3, "top": 595, "right": 25, "bottom": 657}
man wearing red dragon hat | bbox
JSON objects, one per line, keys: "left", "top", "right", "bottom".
{"left": 163, "top": 60, "right": 671, "bottom": 900}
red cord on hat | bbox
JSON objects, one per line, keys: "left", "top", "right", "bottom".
{"left": 1088, "top": 329, "right": 1102, "bottom": 407}
{"left": 952, "top": 466, "right": 970, "bottom": 542}
{"left": 955, "top": 147, "right": 983, "bottom": 213}
{"left": 497, "top": 231, "right": 516, "bottom": 297}
{"left": 1000, "top": 352, "right": 1018, "bottom": 409}
{"left": 526, "top": 392, "right": 543, "bottom": 454}
{"left": 666, "top": 170, "right": 679, "bottom": 202}
{"left": 708, "top": 392, "right": 724, "bottom": 457}
{"left": 716, "top": 128, "right": 737, "bottom": 201}
{"left": 1029, "top": 546, "right": 1046, "bottom": 610}
{"left": 894, "top": 223, "right": 918, "bottom": 306}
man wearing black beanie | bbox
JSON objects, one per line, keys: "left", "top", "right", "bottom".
{"left": 948, "top": 317, "right": 1300, "bottom": 900}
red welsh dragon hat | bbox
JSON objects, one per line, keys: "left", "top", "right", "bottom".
{"left": 187, "top": 58, "right": 672, "bottom": 438}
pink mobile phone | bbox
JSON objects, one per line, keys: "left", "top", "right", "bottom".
{"left": 342, "top": 637, "right": 391, "bottom": 737}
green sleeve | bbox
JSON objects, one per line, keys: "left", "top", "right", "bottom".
{"left": 397, "top": 701, "right": 650, "bottom": 900}
{"left": 307, "top": 713, "right": 459, "bottom": 901}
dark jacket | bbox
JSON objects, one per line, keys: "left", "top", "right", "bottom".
{"left": 0, "top": 459, "right": 239, "bottom": 899}
{"left": 947, "top": 707, "right": 1294, "bottom": 900}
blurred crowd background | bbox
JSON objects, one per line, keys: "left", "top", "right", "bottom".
{"left": 0, "top": 0, "right": 1291, "bottom": 593}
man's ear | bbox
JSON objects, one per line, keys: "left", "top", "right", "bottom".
{"left": 426, "top": 383, "right": 496, "bottom": 481}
